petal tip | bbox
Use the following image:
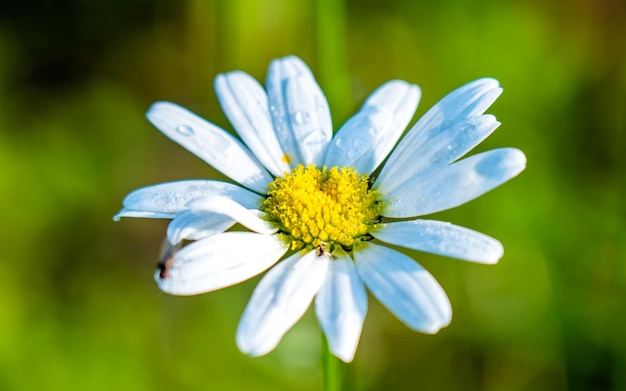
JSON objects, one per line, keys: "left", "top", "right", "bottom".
{"left": 146, "top": 101, "right": 174, "bottom": 118}
{"left": 506, "top": 148, "right": 527, "bottom": 174}
{"left": 487, "top": 241, "right": 505, "bottom": 264}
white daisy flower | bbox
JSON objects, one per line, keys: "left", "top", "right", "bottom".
{"left": 115, "top": 55, "right": 526, "bottom": 363}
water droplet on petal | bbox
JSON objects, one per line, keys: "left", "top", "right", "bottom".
{"left": 176, "top": 125, "right": 194, "bottom": 136}
{"left": 346, "top": 139, "right": 369, "bottom": 161}
{"left": 293, "top": 111, "right": 311, "bottom": 125}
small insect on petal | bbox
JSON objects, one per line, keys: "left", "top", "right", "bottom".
{"left": 157, "top": 238, "right": 182, "bottom": 279}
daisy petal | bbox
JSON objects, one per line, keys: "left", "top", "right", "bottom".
{"left": 147, "top": 101, "right": 273, "bottom": 193}
{"left": 354, "top": 242, "right": 451, "bottom": 333}
{"left": 376, "top": 78, "right": 502, "bottom": 190}
{"left": 156, "top": 232, "right": 288, "bottom": 296}
{"left": 324, "top": 80, "right": 420, "bottom": 174}
{"left": 215, "top": 71, "right": 291, "bottom": 177}
{"left": 371, "top": 220, "right": 503, "bottom": 264}
{"left": 237, "top": 250, "right": 330, "bottom": 357}
{"left": 375, "top": 115, "right": 500, "bottom": 194}
{"left": 114, "top": 180, "right": 262, "bottom": 221}
{"left": 315, "top": 253, "right": 368, "bottom": 363}
{"left": 188, "top": 196, "right": 278, "bottom": 235}
{"left": 167, "top": 210, "right": 235, "bottom": 244}
{"left": 382, "top": 148, "right": 527, "bottom": 218}
{"left": 114, "top": 211, "right": 176, "bottom": 220}
{"left": 266, "top": 56, "right": 332, "bottom": 167}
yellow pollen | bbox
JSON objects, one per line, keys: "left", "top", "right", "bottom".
{"left": 262, "top": 165, "right": 380, "bottom": 252}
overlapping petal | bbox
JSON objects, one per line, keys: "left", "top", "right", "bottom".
{"left": 375, "top": 78, "right": 502, "bottom": 191}
{"left": 354, "top": 242, "right": 452, "bottom": 333}
{"left": 188, "top": 196, "right": 277, "bottom": 235}
{"left": 147, "top": 102, "right": 273, "bottom": 193}
{"left": 167, "top": 210, "right": 235, "bottom": 244}
{"left": 324, "top": 80, "right": 420, "bottom": 174}
{"left": 114, "top": 180, "right": 262, "bottom": 221}
{"left": 315, "top": 252, "right": 368, "bottom": 363}
{"left": 215, "top": 71, "right": 291, "bottom": 177}
{"left": 371, "top": 220, "right": 503, "bottom": 264}
{"left": 375, "top": 114, "right": 501, "bottom": 194}
{"left": 166, "top": 194, "right": 277, "bottom": 245}
{"left": 382, "top": 148, "right": 526, "bottom": 217}
{"left": 266, "top": 56, "right": 332, "bottom": 167}
{"left": 237, "top": 250, "right": 330, "bottom": 357}
{"left": 156, "top": 232, "right": 288, "bottom": 296}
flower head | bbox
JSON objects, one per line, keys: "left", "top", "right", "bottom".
{"left": 115, "top": 55, "right": 526, "bottom": 362}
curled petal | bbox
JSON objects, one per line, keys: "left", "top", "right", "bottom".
{"left": 156, "top": 232, "right": 288, "bottom": 296}
{"left": 188, "top": 196, "right": 277, "bottom": 235}
{"left": 237, "top": 250, "right": 330, "bottom": 357}
{"left": 114, "top": 180, "right": 263, "bottom": 221}
{"left": 114, "top": 210, "right": 175, "bottom": 220}
{"left": 147, "top": 102, "right": 273, "bottom": 193}
{"left": 371, "top": 220, "right": 503, "bottom": 264}
{"left": 354, "top": 242, "right": 451, "bottom": 333}
{"left": 167, "top": 210, "right": 235, "bottom": 244}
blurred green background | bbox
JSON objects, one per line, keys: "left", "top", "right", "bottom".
{"left": 0, "top": 0, "right": 624, "bottom": 390}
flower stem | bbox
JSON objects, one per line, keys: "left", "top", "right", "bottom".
{"left": 322, "top": 333, "right": 341, "bottom": 391}
{"left": 315, "top": 0, "right": 351, "bottom": 125}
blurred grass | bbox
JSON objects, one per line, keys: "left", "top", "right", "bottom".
{"left": 0, "top": 0, "right": 624, "bottom": 390}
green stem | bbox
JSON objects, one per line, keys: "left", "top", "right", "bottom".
{"left": 315, "top": 0, "right": 351, "bottom": 126}
{"left": 322, "top": 333, "right": 341, "bottom": 391}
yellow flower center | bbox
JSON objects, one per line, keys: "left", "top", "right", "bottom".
{"left": 262, "top": 165, "right": 381, "bottom": 252}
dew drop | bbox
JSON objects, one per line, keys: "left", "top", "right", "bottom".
{"left": 460, "top": 124, "right": 474, "bottom": 133}
{"left": 176, "top": 125, "right": 195, "bottom": 136}
{"left": 346, "top": 138, "right": 369, "bottom": 160}
{"left": 293, "top": 111, "right": 311, "bottom": 125}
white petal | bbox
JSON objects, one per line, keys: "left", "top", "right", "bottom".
{"left": 315, "top": 253, "right": 367, "bottom": 363}
{"left": 146, "top": 102, "right": 273, "bottom": 193}
{"left": 375, "top": 115, "right": 500, "bottom": 194}
{"left": 325, "top": 80, "right": 420, "bottom": 174}
{"left": 237, "top": 250, "right": 330, "bottom": 357}
{"left": 167, "top": 210, "right": 235, "bottom": 244}
{"left": 215, "top": 72, "right": 291, "bottom": 177}
{"left": 188, "top": 196, "right": 277, "bottom": 235}
{"left": 371, "top": 220, "right": 503, "bottom": 264}
{"left": 376, "top": 78, "right": 502, "bottom": 191}
{"left": 156, "top": 232, "right": 288, "bottom": 296}
{"left": 114, "top": 180, "right": 262, "bottom": 221}
{"left": 113, "top": 210, "right": 175, "bottom": 220}
{"left": 354, "top": 242, "right": 451, "bottom": 333}
{"left": 382, "top": 148, "right": 526, "bottom": 217}
{"left": 266, "top": 56, "right": 332, "bottom": 167}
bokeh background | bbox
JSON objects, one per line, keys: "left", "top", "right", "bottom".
{"left": 1, "top": 0, "right": 624, "bottom": 390}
